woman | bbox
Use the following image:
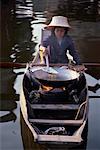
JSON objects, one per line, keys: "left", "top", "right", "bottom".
{"left": 40, "top": 16, "right": 86, "bottom": 71}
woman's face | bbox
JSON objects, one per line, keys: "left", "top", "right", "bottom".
{"left": 54, "top": 27, "right": 66, "bottom": 39}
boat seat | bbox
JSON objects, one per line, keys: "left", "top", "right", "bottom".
{"left": 29, "top": 118, "right": 83, "bottom": 125}
{"left": 37, "top": 134, "right": 82, "bottom": 143}
{"left": 30, "top": 104, "right": 79, "bottom": 110}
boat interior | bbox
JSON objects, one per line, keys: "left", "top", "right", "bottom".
{"left": 22, "top": 70, "right": 88, "bottom": 137}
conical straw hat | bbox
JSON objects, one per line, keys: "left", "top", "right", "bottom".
{"left": 45, "top": 16, "right": 71, "bottom": 29}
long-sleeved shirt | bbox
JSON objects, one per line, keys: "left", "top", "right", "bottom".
{"left": 42, "top": 34, "right": 81, "bottom": 65}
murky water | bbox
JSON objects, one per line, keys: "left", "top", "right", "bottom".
{"left": 0, "top": 0, "right": 100, "bottom": 150}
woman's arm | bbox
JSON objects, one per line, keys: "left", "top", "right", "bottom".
{"left": 68, "top": 38, "right": 82, "bottom": 65}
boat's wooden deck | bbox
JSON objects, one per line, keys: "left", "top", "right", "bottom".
{"left": 30, "top": 104, "right": 79, "bottom": 110}
{"left": 29, "top": 118, "right": 83, "bottom": 125}
{"left": 37, "top": 134, "right": 82, "bottom": 143}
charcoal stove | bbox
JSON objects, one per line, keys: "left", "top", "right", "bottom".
{"left": 29, "top": 67, "right": 80, "bottom": 104}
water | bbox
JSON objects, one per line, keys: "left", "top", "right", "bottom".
{"left": 0, "top": 0, "right": 100, "bottom": 150}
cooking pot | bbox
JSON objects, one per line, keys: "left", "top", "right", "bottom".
{"left": 31, "top": 67, "right": 80, "bottom": 88}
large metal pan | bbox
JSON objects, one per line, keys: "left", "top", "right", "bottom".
{"left": 31, "top": 67, "right": 80, "bottom": 88}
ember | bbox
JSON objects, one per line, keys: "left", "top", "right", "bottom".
{"left": 41, "top": 85, "right": 66, "bottom": 92}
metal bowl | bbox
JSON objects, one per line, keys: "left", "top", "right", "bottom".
{"left": 31, "top": 67, "right": 80, "bottom": 88}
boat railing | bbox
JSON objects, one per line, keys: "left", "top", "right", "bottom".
{"left": 29, "top": 118, "right": 83, "bottom": 126}
{"left": 30, "top": 104, "right": 79, "bottom": 110}
{"left": 29, "top": 102, "right": 87, "bottom": 126}
{"left": 75, "top": 101, "right": 87, "bottom": 120}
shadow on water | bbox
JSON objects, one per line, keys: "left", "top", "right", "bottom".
{"left": 0, "top": 0, "right": 100, "bottom": 150}
{"left": 0, "top": 68, "right": 17, "bottom": 122}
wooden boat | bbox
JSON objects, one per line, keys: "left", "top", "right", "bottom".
{"left": 20, "top": 28, "right": 88, "bottom": 147}
{"left": 20, "top": 61, "right": 88, "bottom": 147}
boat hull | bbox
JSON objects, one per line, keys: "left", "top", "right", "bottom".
{"left": 20, "top": 64, "right": 88, "bottom": 147}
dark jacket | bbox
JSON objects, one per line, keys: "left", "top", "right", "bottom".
{"left": 43, "top": 34, "right": 81, "bottom": 65}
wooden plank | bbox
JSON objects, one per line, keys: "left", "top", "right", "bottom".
{"left": 0, "top": 62, "right": 26, "bottom": 68}
{"left": 30, "top": 104, "right": 79, "bottom": 110}
{"left": 1, "top": 61, "right": 100, "bottom": 68}
{"left": 29, "top": 119, "right": 83, "bottom": 125}
{"left": 37, "top": 134, "right": 82, "bottom": 143}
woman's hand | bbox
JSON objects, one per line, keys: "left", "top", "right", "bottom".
{"left": 72, "top": 65, "right": 87, "bottom": 72}
{"left": 68, "top": 64, "right": 87, "bottom": 72}
{"left": 39, "top": 45, "right": 48, "bottom": 56}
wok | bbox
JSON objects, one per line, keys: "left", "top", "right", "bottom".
{"left": 31, "top": 67, "right": 80, "bottom": 88}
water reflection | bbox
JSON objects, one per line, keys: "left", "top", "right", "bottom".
{"left": 0, "top": 111, "right": 17, "bottom": 123}
{"left": 87, "top": 98, "right": 100, "bottom": 150}
{"left": 12, "top": 19, "right": 35, "bottom": 63}
{"left": 0, "top": 102, "right": 23, "bottom": 150}
{"left": 0, "top": 68, "right": 17, "bottom": 124}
